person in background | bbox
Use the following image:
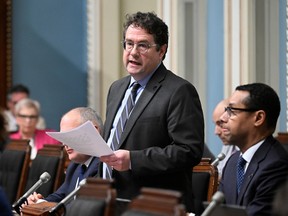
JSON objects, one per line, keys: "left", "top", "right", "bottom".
{"left": 4, "top": 84, "right": 46, "bottom": 132}
{"left": 212, "top": 99, "right": 237, "bottom": 177}
{"left": 9, "top": 98, "right": 60, "bottom": 159}
{"left": 0, "top": 108, "right": 13, "bottom": 216}
{"left": 27, "top": 107, "right": 102, "bottom": 205}
{"left": 100, "top": 11, "right": 204, "bottom": 214}
{"left": 218, "top": 83, "right": 288, "bottom": 216}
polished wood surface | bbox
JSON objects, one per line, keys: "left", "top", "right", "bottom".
{"left": 21, "top": 202, "right": 57, "bottom": 216}
{"left": 0, "top": 0, "right": 12, "bottom": 108}
{"left": 276, "top": 132, "right": 288, "bottom": 144}
{"left": 123, "top": 187, "right": 186, "bottom": 216}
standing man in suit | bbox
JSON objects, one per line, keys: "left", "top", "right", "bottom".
{"left": 100, "top": 11, "right": 204, "bottom": 214}
{"left": 27, "top": 107, "right": 103, "bottom": 204}
{"left": 218, "top": 83, "right": 288, "bottom": 216}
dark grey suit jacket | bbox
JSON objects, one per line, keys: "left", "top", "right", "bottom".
{"left": 219, "top": 135, "right": 288, "bottom": 216}
{"left": 101, "top": 63, "right": 204, "bottom": 212}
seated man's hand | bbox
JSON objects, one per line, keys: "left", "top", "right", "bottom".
{"left": 27, "top": 192, "right": 44, "bottom": 204}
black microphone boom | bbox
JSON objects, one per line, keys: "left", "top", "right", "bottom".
{"left": 12, "top": 172, "right": 51, "bottom": 214}
{"left": 201, "top": 191, "right": 225, "bottom": 216}
{"left": 49, "top": 179, "right": 87, "bottom": 215}
{"left": 211, "top": 152, "right": 226, "bottom": 166}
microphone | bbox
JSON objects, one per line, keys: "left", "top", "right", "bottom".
{"left": 49, "top": 178, "right": 87, "bottom": 215}
{"left": 201, "top": 191, "right": 225, "bottom": 216}
{"left": 12, "top": 172, "right": 51, "bottom": 214}
{"left": 211, "top": 152, "right": 226, "bottom": 166}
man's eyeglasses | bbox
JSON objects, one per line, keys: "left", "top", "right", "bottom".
{"left": 122, "top": 40, "right": 158, "bottom": 54}
{"left": 224, "top": 106, "right": 259, "bottom": 117}
{"left": 17, "top": 114, "right": 39, "bottom": 120}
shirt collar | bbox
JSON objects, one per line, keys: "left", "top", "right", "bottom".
{"left": 130, "top": 62, "right": 161, "bottom": 87}
{"left": 83, "top": 156, "right": 93, "bottom": 168}
{"left": 241, "top": 139, "right": 265, "bottom": 163}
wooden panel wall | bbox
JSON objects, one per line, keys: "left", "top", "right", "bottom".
{"left": 0, "top": 0, "right": 12, "bottom": 109}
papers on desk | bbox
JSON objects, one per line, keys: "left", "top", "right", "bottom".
{"left": 46, "top": 121, "right": 113, "bottom": 157}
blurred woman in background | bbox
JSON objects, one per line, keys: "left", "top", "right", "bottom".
{"left": 10, "top": 98, "right": 60, "bottom": 159}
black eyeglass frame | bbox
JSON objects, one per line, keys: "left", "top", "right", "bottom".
{"left": 122, "top": 40, "right": 158, "bottom": 54}
{"left": 17, "top": 114, "right": 39, "bottom": 120}
{"left": 224, "top": 106, "right": 259, "bottom": 117}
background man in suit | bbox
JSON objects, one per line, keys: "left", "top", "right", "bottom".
{"left": 212, "top": 99, "right": 237, "bottom": 178}
{"left": 27, "top": 107, "right": 103, "bottom": 204}
{"left": 100, "top": 11, "right": 204, "bottom": 214}
{"left": 218, "top": 83, "right": 288, "bottom": 216}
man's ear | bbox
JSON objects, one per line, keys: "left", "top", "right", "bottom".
{"left": 159, "top": 44, "right": 167, "bottom": 60}
{"left": 254, "top": 110, "right": 266, "bottom": 127}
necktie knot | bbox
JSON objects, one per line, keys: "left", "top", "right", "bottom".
{"left": 238, "top": 156, "right": 246, "bottom": 168}
{"left": 80, "top": 164, "right": 87, "bottom": 175}
{"left": 131, "top": 82, "right": 141, "bottom": 101}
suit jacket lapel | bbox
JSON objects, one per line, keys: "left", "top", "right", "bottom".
{"left": 118, "top": 64, "right": 166, "bottom": 148}
{"left": 84, "top": 157, "right": 98, "bottom": 178}
{"left": 226, "top": 151, "right": 240, "bottom": 204}
{"left": 236, "top": 138, "right": 272, "bottom": 204}
{"left": 104, "top": 78, "right": 130, "bottom": 141}
{"left": 237, "top": 162, "right": 258, "bottom": 204}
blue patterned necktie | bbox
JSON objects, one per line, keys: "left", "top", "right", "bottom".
{"left": 236, "top": 156, "right": 246, "bottom": 194}
{"left": 111, "top": 82, "right": 141, "bottom": 151}
{"left": 106, "top": 82, "right": 141, "bottom": 179}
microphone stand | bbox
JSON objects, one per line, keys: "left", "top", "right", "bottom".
{"left": 49, "top": 203, "right": 66, "bottom": 216}
{"left": 12, "top": 172, "right": 51, "bottom": 214}
{"left": 49, "top": 179, "right": 87, "bottom": 216}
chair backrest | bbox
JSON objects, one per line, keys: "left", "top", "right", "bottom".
{"left": 275, "top": 132, "right": 288, "bottom": 144}
{"left": 65, "top": 178, "right": 116, "bottom": 216}
{"left": 275, "top": 132, "right": 288, "bottom": 153}
{"left": 122, "top": 187, "right": 186, "bottom": 216}
{"left": 24, "top": 144, "right": 66, "bottom": 197}
{"left": 192, "top": 158, "right": 219, "bottom": 215}
{"left": 0, "top": 139, "right": 31, "bottom": 203}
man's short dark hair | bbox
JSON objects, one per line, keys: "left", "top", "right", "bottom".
{"left": 8, "top": 84, "right": 30, "bottom": 100}
{"left": 235, "top": 83, "right": 280, "bottom": 131}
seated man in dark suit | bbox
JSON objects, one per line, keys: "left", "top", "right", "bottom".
{"left": 26, "top": 107, "right": 103, "bottom": 204}
{"left": 218, "top": 83, "right": 288, "bottom": 216}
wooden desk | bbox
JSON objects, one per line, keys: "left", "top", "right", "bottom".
{"left": 21, "top": 202, "right": 58, "bottom": 216}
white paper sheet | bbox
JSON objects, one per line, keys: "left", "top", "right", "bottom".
{"left": 46, "top": 121, "right": 113, "bottom": 157}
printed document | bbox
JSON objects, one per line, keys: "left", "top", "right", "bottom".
{"left": 46, "top": 121, "right": 113, "bottom": 157}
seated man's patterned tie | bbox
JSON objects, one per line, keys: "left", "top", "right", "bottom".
{"left": 236, "top": 156, "right": 246, "bottom": 194}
